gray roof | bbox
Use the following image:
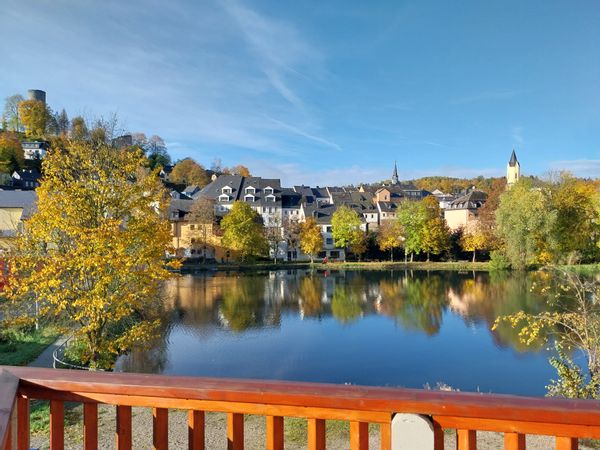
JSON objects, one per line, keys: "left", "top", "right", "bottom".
{"left": 0, "top": 190, "right": 37, "bottom": 219}
{"left": 448, "top": 190, "right": 487, "bottom": 210}
{"left": 281, "top": 188, "right": 302, "bottom": 209}
{"left": 199, "top": 175, "right": 282, "bottom": 207}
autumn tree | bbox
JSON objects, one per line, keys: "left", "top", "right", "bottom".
{"left": 7, "top": 140, "right": 175, "bottom": 369}
{"left": 550, "top": 175, "right": 600, "bottom": 263}
{"left": 460, "top": 223, "right": 488, "bottom": 262}
{"left": 299, "top": 217, "right": 323, "bottom": 263}
{"left": 495, "top": 268, "right": 600, "bottom": 399}
{"left": 377, "top": 220, "right": 404, "bottom": 262}
{"left": 2, "top": 94, "right": 24, "bottom": 132}
{"left": 55, "top": 109, "right": 70, "bottom": 136}
{"left": 221, "top": 201, "right": 268, "bottom": 261}
{"left": 420, "top": 196, "right": 450, "bottom": 261}
{"left": 170, "top": 158, "right": 210, "bottom": 187}
{"left": 132, "top": 133, "right": 171, "bottom": 170}
{"left": 18, "top": 99, "right": 50, "bottom": 137}
{"left": 187, "top": 197, "right": 215, "bottom": 260}
{"left": 495, "top": 179, "right": 557, "bottom": 269}
{"left": 331, "top": 205, "right": 364, "bottom": 257}
{"left": 283, "top": 215, "right": 302, "bottom": 259}
{"left": 263, "top": 213, "right": 283, "bottom": 263}
{"left": 70, "top": 116, "right": 89, "bottom": 141}
{"left": 0, "top": 132, "right": 25, "bottom": 173}
{"left": 397, "top": 201, "right": 427, "bottom": 262}
{"left": 231, "top": 165, "right": 251, "bottom": 177}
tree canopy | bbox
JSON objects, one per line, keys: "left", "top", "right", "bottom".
{"left": 220, "top": 201, "right": 268, "bottom": 261}
{"left": 170, "top": 158, "right": 210, "bottom": 187}
{"left": 7, "top": 140, "right": 175, "bottom": 369}
{"left": 299, "top": 217, "right": 323, "bottom": 263}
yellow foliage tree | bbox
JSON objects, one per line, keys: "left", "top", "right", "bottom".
{"left": 460, "top": 223, "right": 488, "bottom": 262}
{"left": 18, "top": 99, "right": 50, "bottom": 137}
{"left": 0, "top": 132, "right": 25, "bottom": 173}
{"left": 299, "top": 217, "right": 323, "bottom": 263}
{"left": 377, "top": 220, "right": 404, "bottom": 262}
{"left": 7, "top": 140, "right": 176, "bottom": 369}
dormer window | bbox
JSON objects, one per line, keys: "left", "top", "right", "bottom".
{"left": 265, "top": 194, "right": 276, "bottom": 202}
{"left": 245, "top": 186, "right": 256, "bottom": 194}
{"left": 222, "top": 186, "right": 232, "bottom": 194}
{"left": 219, "top": 194, "right": 230, "bottom": 202}
{"left": 244, "top": 194, "right": 255, "bottom": 202}
{"left": 264, "top": 186, "right": 274, "bottom": 195}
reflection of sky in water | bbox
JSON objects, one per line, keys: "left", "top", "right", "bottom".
{"left": 117, "top": 270, "right": 557, "bottom": 396}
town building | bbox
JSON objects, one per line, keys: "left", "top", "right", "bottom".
{"left": 0, "top": 190, "right": 36, "bottom": 251}
{"left": 507, "top": 150, "right": 520, "bottom": 186}
{"left": 443, "top": 189, "right": 487, "bottom": 232}
{"left": 21, "top": 141, "right": 48, "bottom": 160}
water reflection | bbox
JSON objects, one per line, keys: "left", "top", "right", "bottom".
{"left": 117, "top": 270, "right": 557, "bottom": 395}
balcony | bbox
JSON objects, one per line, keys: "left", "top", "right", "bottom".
{"left": 1, "top": 365, "right": 599, "bottom": 449}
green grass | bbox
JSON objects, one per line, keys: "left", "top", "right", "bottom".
{"left": 29, "top": 400, "right": 82, "bottom": 436}
{"left": 0, "top": 325, "right": 60, "bottom": 366}
{"left": 284, "top": 418, "right": 379, "bottom": 444}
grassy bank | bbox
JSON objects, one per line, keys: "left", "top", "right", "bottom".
{"left": 179, "top": 260, "right": 492, "bottom": 272}
{"left": 0, "top": 325, "right": 60, "bottom": 366}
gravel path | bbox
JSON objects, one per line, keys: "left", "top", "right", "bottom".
{"left": 30, "top": 404, "right": 596, "bottom": 449}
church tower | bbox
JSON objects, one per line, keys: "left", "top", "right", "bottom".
{"left": 391, "top": 161, "right": 399, "bottom": 185}
{"left": 506, "top": 149, "right": 520, "bottom": 186}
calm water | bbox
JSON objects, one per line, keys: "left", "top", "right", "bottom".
{"left": 116, "top": 269, "right": 557, "bottom": 396}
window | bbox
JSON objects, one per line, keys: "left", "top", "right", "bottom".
{"left": 330, "top": 251, "right": 340, "bottom": 258}
{"left": 318, "top": 251, "right": 326, "bottom": 258}
{"left": 244, "top": 194, "right": 255, "bottom": 202}
{"left": 326, "top": 226, "right": 332, "bottom": 233}
{"left": 245, "top": 186, "right": 255, "bottom": 194}
{"left": 326, "top": 238, "right": 333, "bottom": 245}
{"left": 264, "top": 187, "right": 274, "bottom": 195}
{"left": 219, "top": 194, "right": 229, "bottom": 202}
{"left": 266, "top": 194, "right": 276, "bottom": 202}
{"left": 222, "top": 186, "right": 232, "bottom": 194}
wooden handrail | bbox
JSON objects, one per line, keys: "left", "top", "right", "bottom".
{"left": 1, "top": 365, "right": 600, "bottom": 449}
{"left": 0, "top": 370, "right": 18, "bottom": 450}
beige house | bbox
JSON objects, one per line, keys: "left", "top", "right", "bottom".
{"left": 443, "top": 190, "right": 487, "bottom": 232}
{"left": 0, "top": 191, "right": 36, "bottom": 251}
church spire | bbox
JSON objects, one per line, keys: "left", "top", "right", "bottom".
{"left": 509, "top": 149, "right": 518, "bottom": 167}
{"left": 392, "top": 161, "right": 399, "bottom": 185}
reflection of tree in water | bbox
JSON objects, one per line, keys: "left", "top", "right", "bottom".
{"left": 218, "top": 276, "right": 268, "bottom": 332}
{"left": 298, "top": 275, "right": 323, "bottom": 318}
{"left": 331, "top": 283, "right": 363, "bottom": 324}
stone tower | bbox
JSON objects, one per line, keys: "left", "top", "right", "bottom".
{"left": 391, "top": 161, "right": 399, "bottom": 185}
{"left": 506, "top": 149, "right": 520, "bottom": 186}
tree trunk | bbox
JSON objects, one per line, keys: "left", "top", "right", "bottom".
{"left": 410, "top": 253, "right": 414, "bottom": 263}
{"left": 426, "top": 252, "right": 430, "bottom": 262}
{"left": 404, "top": 251, "right": 407, "bottom": 264}
{"left": 472, "top": 250, "right": 476, "bottom": 263}
{"left": 310, "top": 255, "right": 314, "bottom": 264}
{"left": 390, "top": 249, "right": 393, "bottom": 262}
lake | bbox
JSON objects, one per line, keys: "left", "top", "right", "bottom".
{"left": 116, "top": 269, "right": 557, "bottom": 396}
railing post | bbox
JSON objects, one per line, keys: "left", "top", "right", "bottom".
{"left": 350, "top": 421, "right": 368, "bottom": 450}
{"left": 50, "top": 400, "right": 64, "bottom": 450}
{"left": 504, "top": 432, "right": 525, "bottom": 450}
{"left": 457, "top": 429, "right": 476, "bottom": 450}
{"left": 116, "top": 405, "right": 132, "bottom": 450}
{"left": 188, "top": 410, "right": 205, "bottom": 450}
{"left": 227, "top": 413, "right": 243, "bottom": 450}
{"left": 266, "top": 416, "right": 283, "bottom": 450}
{"left": 308, "top": 418, "right": 325, "bottom": 450}
{"left": 16, "top": 397, "right": 28, "bottom": 450}
{"left": 380, "top": 422, "right": 391, "bottom": 450}
{"left": 83, "top": 403, "right": 98, "bottom": 450}
{"left": 153, "top": 408, "right": 168, "bottom": 450}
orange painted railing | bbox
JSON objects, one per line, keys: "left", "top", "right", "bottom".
{"left": 1, "top": 365, "right": 599, "bottom": 449}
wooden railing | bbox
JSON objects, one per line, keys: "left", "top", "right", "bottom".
{"left": 1, "top": 365, "right": 600, "bottom": 449}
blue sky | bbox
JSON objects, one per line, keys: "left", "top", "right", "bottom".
{"left": 1, "top": 0, "right": 599, "bottom": 185}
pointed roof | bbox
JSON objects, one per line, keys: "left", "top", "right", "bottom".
{"left": 509, "top": 149, "right": 518, "bottom": 166}
{"left": 393, "top": 161, "right": 399, "bottom": 178}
